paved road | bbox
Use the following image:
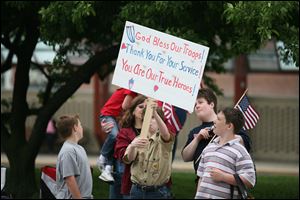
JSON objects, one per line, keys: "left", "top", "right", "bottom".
{"left": 1, "top": 153, "right": 298, "bottom": 175}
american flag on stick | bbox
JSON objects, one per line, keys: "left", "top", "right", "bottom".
{"left": 234, "top": 89, "right": 260, "bottom": 130}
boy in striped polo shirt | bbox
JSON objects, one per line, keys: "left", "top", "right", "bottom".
{"left": 195, "top": 108, "right": 256, "bottom": 199}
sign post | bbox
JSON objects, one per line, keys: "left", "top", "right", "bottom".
{"left": 140, "top": 98, "right": 155, "bottom": 138}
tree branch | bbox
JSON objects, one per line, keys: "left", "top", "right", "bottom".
{"left": 43, "top": 80, "right": 54, "bottom": 105}
{"left": 1, "top": 49, "right": 14, "bottom": 74}
{"left": 1, "top": 34, "right": 14, "bottom": 50}
{"left": 1, "top": 112, "right": 11, "bottom": 122}
{"left": 1, "top": 30, "right": 22, "bottom": 55}
{"left": 30, "top": 61, "right": 55, "bottom": 104}
{"left": 31, "top": 61, "right": 51, "bottom": 79}
{"left": 1, "top": 118, "right": 11, "bottom": 152}
{"left": 1, "top": 29, "right": 23, "bottom": 73}
{"left": 97, "top": 62, "right": 115, "bottom": 80}
{"left": 28, "top": 44, "right": 120, "bottom": 149}
{"left": 27, "top": 108, "right": 41, "bottom": 116}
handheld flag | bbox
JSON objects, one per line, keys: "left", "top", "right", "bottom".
{"left": 162, "top": 102, "right": 187, "bottom": 133}
{"left": 235, "top": 93, "right": 260, "bottom": 130}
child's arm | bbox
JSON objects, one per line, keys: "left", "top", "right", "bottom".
{"left": 122, "top": 94, "right": 134, "bottom": 110}
{"left": 196, "top": 177, "right": 202, "bottom": 192}
{"left": 153, "top": 109, "right": 171, "bottom": 142}
{"left": 210, "top": 168, "right": 254, "bottom": 188}
{"left": 195, "top": 177, "right": 202, "bottom": 198}
{"left": 65, "top": 175, "right": 82, "bottom": 199}
{"left": 210, "top": 168, "right": 236, "bottom": 185}
{"left": 123, "top": 137, "right": 148, "bottom": 163}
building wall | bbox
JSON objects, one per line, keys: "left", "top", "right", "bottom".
{"left": 207, "top": 72, "right": 299, "bottom": 98}
{"left": 2, "top": 73, "right": 298, "bottom": 162}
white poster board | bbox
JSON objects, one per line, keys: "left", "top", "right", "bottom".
{"left": 112, "top": 21, "right": 209, "bottom": 113}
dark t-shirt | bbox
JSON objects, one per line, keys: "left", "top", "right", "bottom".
{"left": 183, "top": 121, "right": 251, "bottom": 172}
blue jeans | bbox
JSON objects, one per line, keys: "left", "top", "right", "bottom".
{"left": 130, "top": 184, "right": 172, "bottom": 199}
{"left": 109, "top": 159, "right": 124, "bottom": 199}
{"left": 99, "top": 116, "right": 119, "bottom": 165}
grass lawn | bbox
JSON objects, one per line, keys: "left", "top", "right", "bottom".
{"left": 90, "top": 169, "right": 299, "bottom": 199}
{"left": 29, "top": 168, "right": 295, "bottom": 199}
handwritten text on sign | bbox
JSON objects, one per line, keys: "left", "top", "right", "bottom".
{"left": 112, "top": 21, "right": 209, "bottom": 113}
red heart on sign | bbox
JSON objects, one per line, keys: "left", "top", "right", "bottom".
{"left": 121, "top": 43, "right": 127, "bottom": 49}
{"left": 154, "top": 85, "right": 159, "bottom": 92}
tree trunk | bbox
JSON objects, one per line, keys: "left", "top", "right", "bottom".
{"left": 4, "top": 16, "right": 40, "bottom": 198}
{"left": 6, "top": 145, "right": 38, "bottom": 198}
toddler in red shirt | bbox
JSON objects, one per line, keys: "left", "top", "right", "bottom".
{"left": 97, "top": 88, "right": 136, "bottom": 183}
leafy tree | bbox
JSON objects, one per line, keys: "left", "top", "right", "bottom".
{"left": 1, "top": 2, "right": 121, "bottom": 198}
{"left": 223, "top": 1, "right": 299, "bottom": 66}
{"left": 1, "top": 1, "right": 298, "bottom": 198}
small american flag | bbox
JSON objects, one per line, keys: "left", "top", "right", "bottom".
{"left": 235, "top": 95, "right": 260, "bottom": 130}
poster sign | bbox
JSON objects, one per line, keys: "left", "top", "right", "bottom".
{"left": 112, "top": 21, "right": 209, "bottom": 113}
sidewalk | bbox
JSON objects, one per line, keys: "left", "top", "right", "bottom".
{"left": 1, "top": 153, "right": 299, "bottom": 175}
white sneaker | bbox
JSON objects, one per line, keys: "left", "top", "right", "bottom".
{"left": 96, "top": 156, "right": 106, "bottom": 171}
{"left": 99, "top": 168, "right": 114, "bottom": 183}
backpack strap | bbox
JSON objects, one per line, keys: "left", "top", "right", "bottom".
{"left": 233, "top": 174, "right": 248, "bottom": 199}
{"left": 230, "top": 184, "right": 234, "bottom": 199}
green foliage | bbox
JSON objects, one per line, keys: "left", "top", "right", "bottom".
{"left": 37, "top": 1, "right": 125, "bottom": 84}
{"left": 4, "top": 1, "right": 298, "bottom": 96}
{"left": 39, "top": 1, "right": 97, "bottom": 77}
{"left": 224, "top": 1, "right": 299, "bottom": 66}
{"left": 3, "top": 1, "right": 299, "bottom": 75}
{"left": 39, "top": 2, "right": 96, "bottom": 45}
{"left": 1, "top": 2, "right": 46, "bottom": 38}
{"left": 38, "top": 1, "right": 124, "bottom": 47}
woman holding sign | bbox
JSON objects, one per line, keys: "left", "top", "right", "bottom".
{"left": 114, "top": 95, "right": 147, "bottom": 198}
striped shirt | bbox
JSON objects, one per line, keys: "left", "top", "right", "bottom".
{"left": 195, "top": 137, "right": 256, "bottom": 199}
